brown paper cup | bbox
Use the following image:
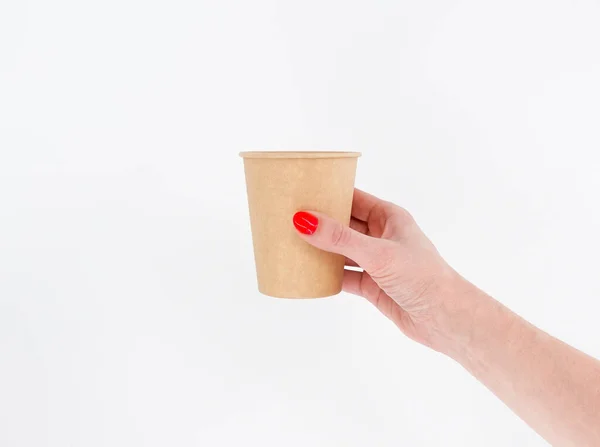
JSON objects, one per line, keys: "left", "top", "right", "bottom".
{"left": 240, "top": 151, "right": 361, "bottom": 298}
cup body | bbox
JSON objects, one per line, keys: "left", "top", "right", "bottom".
{"left": 240, "top": 151, "right": 360, "bottom": 298}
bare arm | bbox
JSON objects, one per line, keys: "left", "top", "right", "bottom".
{"left": 437, "top": 280, "right": 600, "bottom": 446}
{"left": 292, "top": 188, "right": 600, "bottom": 446}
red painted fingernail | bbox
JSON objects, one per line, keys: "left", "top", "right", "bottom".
{"left": 293, "top": 211, "right": 319, "bottom": 235}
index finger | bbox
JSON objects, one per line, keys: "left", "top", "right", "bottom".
{"left": 351, "top": 188, "right": 387, "bottom": 221}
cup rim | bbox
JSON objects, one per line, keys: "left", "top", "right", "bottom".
{"left": 239, "top": 151, "right": 361, "bottom": 159}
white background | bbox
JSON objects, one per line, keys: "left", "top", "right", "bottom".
{"left": 1, "top": 0, "right": 600, "bottom": 445}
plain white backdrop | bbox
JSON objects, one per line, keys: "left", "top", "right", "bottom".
{"left": 1, "top": 0, "right": 600, "bottom": 445}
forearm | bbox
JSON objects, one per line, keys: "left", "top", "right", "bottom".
{"left": 433, "top": 277, "right": 600, "bottom": 447}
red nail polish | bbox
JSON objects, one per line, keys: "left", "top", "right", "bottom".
{"left": 293, "top": 211, "right": 318, "bottom": 235}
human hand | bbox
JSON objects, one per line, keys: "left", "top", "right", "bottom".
{"left": 292, "top": 189, "right": 467, "bottom": 350}
{"left": 294, "top": 189, "right": 600, "bottom": 447}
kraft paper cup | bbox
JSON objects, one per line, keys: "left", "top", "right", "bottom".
{"left": 240, "top": 151, "right": 361, "bottom": 298}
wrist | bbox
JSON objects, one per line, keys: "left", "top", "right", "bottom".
{"left": 427, "top": 273, "right": 503, "bottom": 359}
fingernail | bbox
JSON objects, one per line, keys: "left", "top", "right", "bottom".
{"left": 293, "top": 211, "right": 319, "bottom": 235}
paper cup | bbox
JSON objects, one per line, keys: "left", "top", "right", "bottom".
{"left": 240, "top": 151, "right": 361, "bottom": 298}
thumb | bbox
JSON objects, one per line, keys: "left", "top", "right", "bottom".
{"left": 292, "top": 211, "right": 387, "bottom": 272}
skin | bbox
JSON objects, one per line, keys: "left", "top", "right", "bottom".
{"left": 295, "top": 188, "right": 600, "bottom": 447}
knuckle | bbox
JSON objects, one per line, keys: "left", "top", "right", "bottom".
{"left": 387, "top": 205, "right": 416, "bottom": 236}
{"left": 331, "top": 224, "right": 352, "bottom": 248}
{"left": 391, "top": 204, "right": 414, "bottom": 224}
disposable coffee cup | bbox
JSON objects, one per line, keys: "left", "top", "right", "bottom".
{"left": 240, "top": 151, "right": 361, "bottom": 298}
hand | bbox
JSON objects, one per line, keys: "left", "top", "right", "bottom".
{"left": 294, "top": 189, "right": 600, "bottom": 447}
{"left": 293, "top": 188, "right": 463, "bottom": 349}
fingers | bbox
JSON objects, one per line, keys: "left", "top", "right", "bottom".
{"left": 342, "top": 269, "right": 381, "bottom": 304}
{"left": 343, "top": 270, "right": 408, "bottom": 328}
{"left": 342, "top": 269, "right": 364, "bottom": 296}
{"left": 351, "top": 188, "right": 387, "bottom": 221}
{"left": 352, "top": 188, "right": 416, "bottom": 240}
{"left": 345, "top": 257, "right": 360, "bottom": 267}
{"left": 350, "top": 217, "right": 368, "bottom": 235}
{"left": 293, "top": 210, "right": 389, "bottom": 273}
